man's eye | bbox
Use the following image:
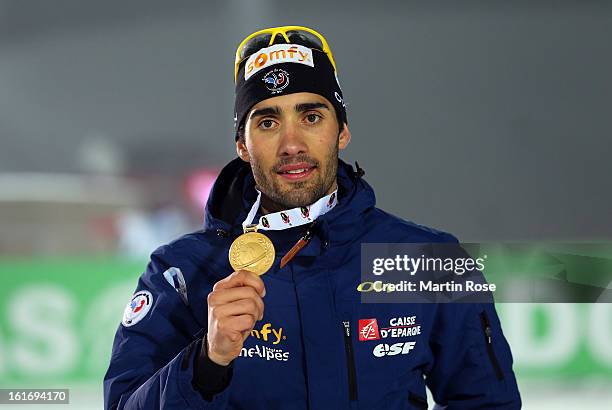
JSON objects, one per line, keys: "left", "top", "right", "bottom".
{"left": 260, "top": 119, "right": 275, "bottom": 129}
{"left": 305, "top": 114, "right": 320, "bottom": 124}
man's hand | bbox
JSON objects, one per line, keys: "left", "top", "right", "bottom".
{"left": 206, "top": 270, "right": 266, "bottom": 366}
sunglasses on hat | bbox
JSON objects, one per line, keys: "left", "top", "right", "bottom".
{"left": 234, "top": 25, "right": 337, "bottom": 83}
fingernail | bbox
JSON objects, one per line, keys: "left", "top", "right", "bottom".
{"left": 262, "top": 287, "right": 266, "bottom": 298}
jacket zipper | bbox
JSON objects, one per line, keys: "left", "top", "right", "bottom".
{"left": 479, "top": 310, "right": 504, "bottom": 380}
{"left": 342, "top": 320, "right": 358, "bottom": 401}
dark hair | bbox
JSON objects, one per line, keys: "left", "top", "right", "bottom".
{"left": 236, "top": 122, "right": 246, "bottom": 143}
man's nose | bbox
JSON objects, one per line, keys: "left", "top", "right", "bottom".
{"left": 278, "top": 122, "right": 308, "bottom": 156}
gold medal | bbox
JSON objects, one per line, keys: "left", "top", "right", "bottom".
{"left": 228, "top": 225, "right": 275, "bottom": 275}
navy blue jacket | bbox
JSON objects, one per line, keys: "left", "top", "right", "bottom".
{"left": 104, "top": 158, "right": 521, "bottom": 409}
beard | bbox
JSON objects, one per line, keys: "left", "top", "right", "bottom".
{"left": 250, "top": 141, "right": 339, "bottom": 211}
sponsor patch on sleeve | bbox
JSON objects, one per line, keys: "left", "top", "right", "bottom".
{"left": 122, "top": 290, "right": 153, "bottom": 327}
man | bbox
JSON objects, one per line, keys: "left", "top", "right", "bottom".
{"left": 104, "top": 26, "right": 521, "bottom": 409}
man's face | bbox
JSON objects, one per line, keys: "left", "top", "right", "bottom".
{"left": 237, "top": 92, "right": 350, "bottom": 210}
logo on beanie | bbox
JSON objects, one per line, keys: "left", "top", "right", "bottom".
{"left": 245, "top": 44, "right": 313, "bottom": 81}
{"left": 263, "top": 68, "right": 290, "bottom": 94}
{"left": 335, "top": 92, "right": 346, "bottom": 108}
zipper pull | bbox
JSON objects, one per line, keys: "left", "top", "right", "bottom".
{"left": 354, "top": 161, "right": 365, "bottom": 178}
{"left": 342, "top": 320, "right": 351, "bottom": 337}
{"left": 485, "top": 325, "right": 492, "bottom": 344}
{"left": 480, "top": 310, "right": 493, "bottom": 344}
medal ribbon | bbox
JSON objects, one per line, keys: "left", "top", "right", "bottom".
{"left": 242, "top": 189, "right": 338, "bottom": 231}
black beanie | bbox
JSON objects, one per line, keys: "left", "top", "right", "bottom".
{"left": 234, "top": 44, "right": 347, "bottom": 140}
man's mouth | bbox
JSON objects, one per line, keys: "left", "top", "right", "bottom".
{"left": 276, "top": 163, "right": 317, "bottom": 180}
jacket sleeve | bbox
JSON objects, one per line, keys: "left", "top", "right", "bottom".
{"left": 425, "top": 302, "right": 522, "bottom": 410}
{"left": 103, "top": 247, "right": 232, "bottom": 409}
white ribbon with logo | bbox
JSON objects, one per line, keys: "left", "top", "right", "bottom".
{"left": 242, "top": 189, "right": 338, "bottom": 231}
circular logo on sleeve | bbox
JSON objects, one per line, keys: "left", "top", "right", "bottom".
{"left": 122, "top": 290, "right": 153, "bottom": 327}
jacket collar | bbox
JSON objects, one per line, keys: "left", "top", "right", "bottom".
{"left": 203, "top": 157, "right": 376, "bottom": 244}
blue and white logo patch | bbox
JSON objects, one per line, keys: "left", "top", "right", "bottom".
{"left": 122, "top": 290, "right": 153, "bottom": 327}
{"left": 262, "top": 68, "right": 290, "bottom": 94}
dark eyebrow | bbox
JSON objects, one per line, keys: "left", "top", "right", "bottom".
{"left": 295, "top": 102, "right": 330, "bottom": 112}
{"left": 249, "top": 106, "right": 281, "bottom": 120}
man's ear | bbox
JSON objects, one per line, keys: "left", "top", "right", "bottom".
{"left": 338, "top": 123, "right": 351, "bottom": 150}
{"left": 236, "top": 139, "right": 250, "bottom": 162}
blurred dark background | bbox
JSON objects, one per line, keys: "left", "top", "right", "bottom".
{"left": 1, "top": 0, "right": 610, "bottom": 246}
